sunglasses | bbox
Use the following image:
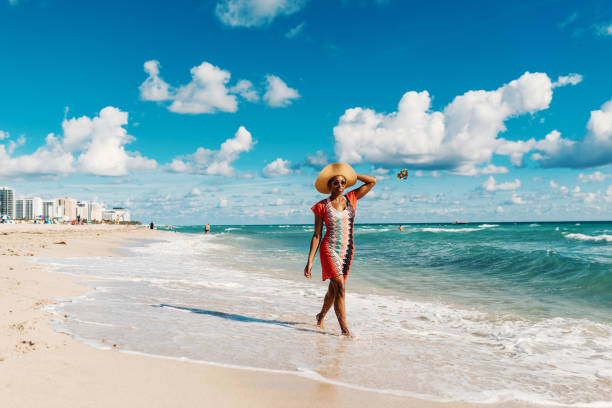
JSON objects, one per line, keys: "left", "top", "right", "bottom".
{"left": 332, "top": 179, "right": 347, "bottom": 186}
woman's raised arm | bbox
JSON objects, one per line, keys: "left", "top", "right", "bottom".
{"left": 353, "top": 174, "right": 377, "bottom": 200}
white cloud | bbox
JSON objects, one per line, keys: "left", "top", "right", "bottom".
{"left": 496, "top": 139, "right": 540, "bottom": 166}
{"left": 371, "top": 167, "right": 390, "bottom": 175}
{"left": 496, "top": 206, "right": 504, "bottom": 214}
{"left": 73, "top": 107, "right": 157, "bottom": 176}
{"left": 139, "top": 60, "right": 237, "bottom": 114}
{"left": 168, "top": 126, "right": 254, "bottom": 176}
{"left": 0, "top": 131, "right": 9, "bottom": 140}
{"left": 605, "top": 186, "right": 612, "bottom": 202}
{"left": 229, "top": 79, "right": 259, "bottom": 102}
{"left": 532, "top": 98, "right": 612, "bottom": 168}
{"left": 334, "top": 72, "right": 556, "bottom": 173}
{"left": 0, "top": 107, "right": 156, "bottom": 177}
{"left": 552, "top": 73, "right": 583, "bottom": 88}
{"left": 285, "top": 22, "right": 305, "bottom": 39}
{"left": 140, "top": 61, "right": 298, "bottom": 113}
{"left": 139, "top": 60, "right": 171, "bottom": 101}
{"left": 170, "top": 62, "right": 238, "bottom": 114}
{"left": 596, "top": 22, "right": 612, "bottom": 36}
{"left": 550, "top": 180, "right": 559, "bottom": 188}
{"left": 263, "top": 75, "right": 300, "bottom": 107}
{"left": 215, "top": 0, "right": 307, "bottom": 28}
{"left": 482, "top": 176, "right": 521, "bottom": 192}
{"left": 189, "top": 188, "right": 203, "bottom": 196}
{"left": 451, "top": 164, "right": 508, "bottom": 176}
{"left": 506, "top": 194, "right": 530, "bottom": 205}
{"left": 578, "top": 171, "right": 609, "bottom": 183}
{"left": 218, "top": 197, "right": 228, "bottom": 208}
{"left": 304, "top": 150, "right": 328, "bottom": 168}
{"left": 262, "top": 157, "right": 292, "bottom": 177}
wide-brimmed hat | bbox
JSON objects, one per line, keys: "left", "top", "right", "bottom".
{"left": 315, "top": 163, "right": 357, "bottom": 194}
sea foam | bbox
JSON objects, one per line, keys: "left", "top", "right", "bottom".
{"left": 40, "top": 232, "right": 612, "bottom": 406}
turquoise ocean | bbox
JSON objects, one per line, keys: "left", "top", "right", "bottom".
{"left": 42, "top": 222, "right": 612, "bottom": 406}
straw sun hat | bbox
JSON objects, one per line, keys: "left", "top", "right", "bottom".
{"left": 315, "top": 163, "right": 357, "bottom": 194}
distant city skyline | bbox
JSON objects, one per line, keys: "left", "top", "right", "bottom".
{"left": 0, "top": 1, "right": 611, "bottom": 224}
{"left": 0, "top": 186, "right": 129, "bottom": 223}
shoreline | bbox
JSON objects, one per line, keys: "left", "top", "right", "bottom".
{"left": 1, "top": 224, "right": 544, "bottom": 407}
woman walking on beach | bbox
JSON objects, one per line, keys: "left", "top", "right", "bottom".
{"left": 304, "top": 163, "right": 376, "bottom": 335}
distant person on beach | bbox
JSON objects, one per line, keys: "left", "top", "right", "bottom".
{"left": 204, "top": 224, "right": 210, "bottom": 234}
{"left": 150, "top": 221, "right": 154, "bottom": 230}
{"left": 398, "top": 225, "right": 404, "bottom": 231}
{"left": 304, "top": 163, "right": 376, "bottom": 336}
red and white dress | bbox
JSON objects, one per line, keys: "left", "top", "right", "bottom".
{"left": 311, "top": 190, "right": 358, "bottom": 281}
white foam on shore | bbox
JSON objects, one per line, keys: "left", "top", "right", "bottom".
{"left": 40, "top": 233, "right": 612, "bottom": 406}
{"left": 44, "top": 313, "right": 612, "bottom": 408}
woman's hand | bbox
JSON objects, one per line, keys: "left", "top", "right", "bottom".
{"left": 304, "top": 262, "right": 313, "bottom": 279}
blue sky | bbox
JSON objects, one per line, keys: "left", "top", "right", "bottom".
{"left": 1, "top": 0, "right": 611, "bottom": 224}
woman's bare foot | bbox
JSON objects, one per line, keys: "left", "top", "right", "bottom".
{"left": 341, "top": 328, "right": 350, "bottom": 336}
{"left": 316, "top": 312, "right": 325, "bottom": 328}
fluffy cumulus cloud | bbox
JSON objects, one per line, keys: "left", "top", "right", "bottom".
{"left": 168, "top": 126, "right": 254, "bottom": 176}
{"left": 0, "top": 107, "right": 156, "bottom": 177}
{"left": 229, "top": 80, "right": 259, "bottom": 102}
{"left": 303, "top": 150, "right": 328, "bottom": 168}
{"left": 578, "top": 171, "right": 610, "bottom": 183}
{"left": 451, "top": 164, "right": 508, "bottom": 176}
{"left": 139, "top": 60, "right": 237, "bottom": 114}
{"left": 505, "top": 194, "right": 531, "bottom": 205}
{"left": 170, "top": 62, "right": 238, "bottom": 114}
{"left": 263, "top": 75, "right": 300, "bottom": 107}
{"left": 262, "top": 157, "right": 292, "bottom": 177}
{"left": 215, "top": 0, "right": 307, "bottom": 28}
{"left": 531, "top": 98, "right": 612, "bottom": 168}
{"left": 334, "top": 72, "right": 565, "bottom": 174}
{"left": 0, "top": 131, "right": 9, "bottom": 140}
{"left": 140, "top": 60, "right": 298, "bottom": 113}
{"left": 552, "top": 73, "right": 582, "bottom": 88}
{"left": 139, "top": 60, "right": 171, "bottom": 101}
{"left": 482, "top": 176, "right": 521, "bottom": 192}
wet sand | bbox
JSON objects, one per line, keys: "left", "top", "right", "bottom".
{"left": 0, "top": 224, "right": 538, "bottom": 408}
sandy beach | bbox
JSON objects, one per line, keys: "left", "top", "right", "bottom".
{"left": 0, "top": 224, "right": 543, "bottom": 408}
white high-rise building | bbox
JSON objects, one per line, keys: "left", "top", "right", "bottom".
{"left": 102, "top": 207, "right": 131, "bottom": 223}
{"left": 15, "top": 199, "right": 25, "bottom": 219}
{"left": 43, "top": 200, "right": 61, "bottom": 220}
{"left": 76, "top": 201, "right": 89, "bottom": 221}
{"left": 57, "top": 198, "right": 77, "bottom": 221}
{"left": 88, "top": 201, "right": 105, "bottom": 222}
{"left": 23, "top": 197, "right": 43, "bottom": 220}
{"left": 0, "top": 187, "right": 15, "bottom": 219}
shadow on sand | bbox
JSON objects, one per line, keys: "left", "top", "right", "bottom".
{"left": 153, "top": 303, "right": 332, "bottom": 335}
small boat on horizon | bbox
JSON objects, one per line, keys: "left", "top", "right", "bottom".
{"left": 454, "top": 220, "right": 468, "bottom": 225}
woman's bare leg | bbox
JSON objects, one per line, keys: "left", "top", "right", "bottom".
{"left": 316, "top": 281, "right": 335, "bottom": 328}
{"left": 331, "top": 275, "right": 349, "bottom": 335}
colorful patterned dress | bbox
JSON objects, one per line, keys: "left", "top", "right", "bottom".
{"left": 311, "top": 190, "right": 358, "bottom": 281}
